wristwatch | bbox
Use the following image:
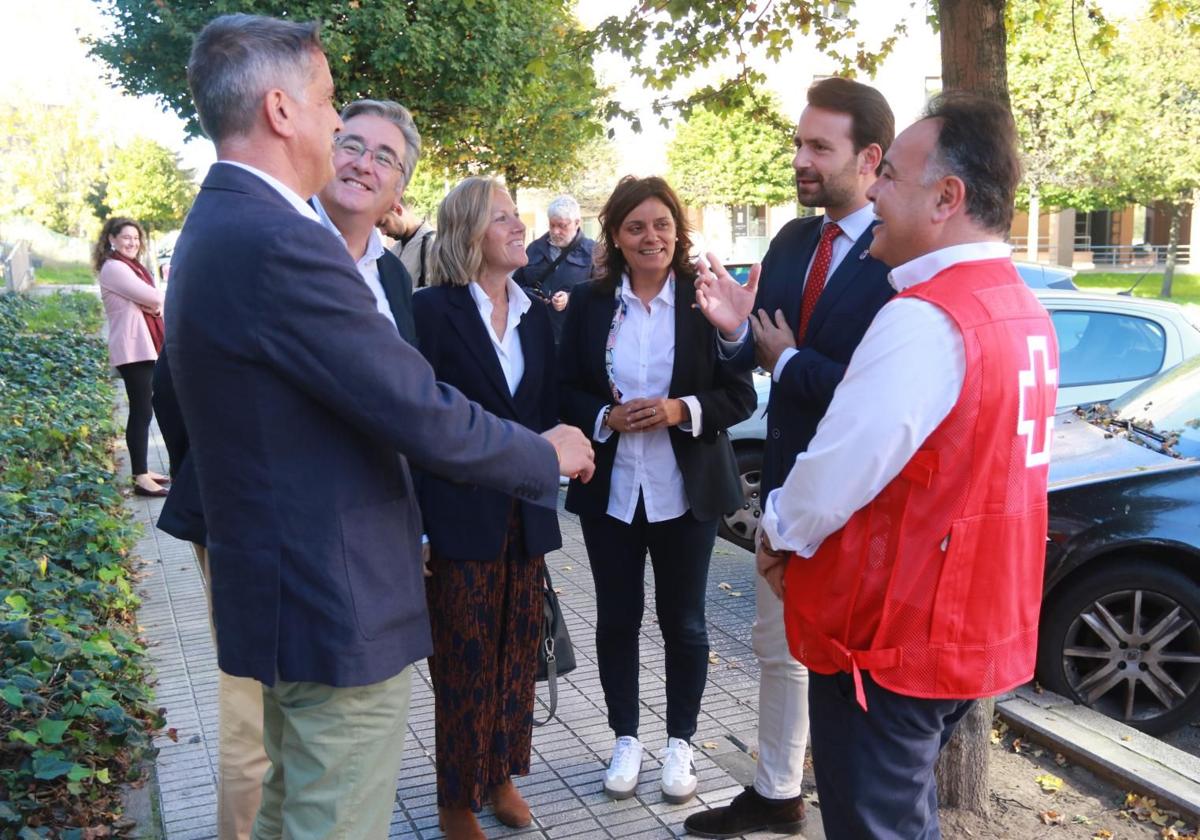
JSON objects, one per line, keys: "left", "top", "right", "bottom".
{"left": 601, "top": 404, "right": 614, "bottom": 430}
{"left": 758, "top": 530, "right": 787, "bottom": 558}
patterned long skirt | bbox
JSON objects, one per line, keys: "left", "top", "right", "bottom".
{"left": 425, "top": 517, "right": 544, "bottom": 811}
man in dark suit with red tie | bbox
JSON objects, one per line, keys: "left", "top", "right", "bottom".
{"left": 686, "top": 77, "right": 895, "bottom": 837}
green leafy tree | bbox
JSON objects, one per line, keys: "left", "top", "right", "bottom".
{"left": 105, "top": 137, "right": 196, "bottom": 237}
{"left": 1008, "top": 0, "right": 1200, "bottom": 295}
{"left": 1097, "top": 6, "right": 1200, "bottom": 296}
{"left": 667, "top": 97, "right": 794, "bottom": 210}
{"left": 89, "top": 0, "right": 605, "bottom": 194}
{"left": 0, "top": 104, "right": 106, "bottom": 237}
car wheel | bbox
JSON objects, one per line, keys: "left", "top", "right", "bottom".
{"left": 718, "top": 447, "right": 762, "bottom": 553}
{"left": 1037, "top": 562, "right": 1200, "bottom": 734}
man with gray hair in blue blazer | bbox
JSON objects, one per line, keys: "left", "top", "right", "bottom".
{"left": 167, "top": 13, "right": 594, "bottom": 837}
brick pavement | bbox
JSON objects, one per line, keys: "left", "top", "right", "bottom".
{"left": 127, "top": 413, "right": 819, "bottom": 839}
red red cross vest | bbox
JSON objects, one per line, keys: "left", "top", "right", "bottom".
{"left": 783, "top": 257, "right": 1058, "bottom": 707}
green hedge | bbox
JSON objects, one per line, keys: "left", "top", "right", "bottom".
{"left": 0, "top": 293, "right": 160, "bottom": 836}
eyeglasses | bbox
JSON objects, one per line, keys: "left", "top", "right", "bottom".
{"left": 333, "top": 135, "right": 406, "bottom": 177}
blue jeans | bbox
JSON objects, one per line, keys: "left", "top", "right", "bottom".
{"left": 808, "top": 670, "right": 974, "bottom": 840}
{"left": 581, "top": 498, "right": 718, "bottom": 741}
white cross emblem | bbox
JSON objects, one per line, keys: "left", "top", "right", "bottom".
{"left": 1016, "top": 335, "right": 1058, "bottom": 467}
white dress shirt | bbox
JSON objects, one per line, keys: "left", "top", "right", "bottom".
{"left": 594, "top": 275, "right": 703, "bottom": 524}
{"left": 718, "top": 202, "right": 878, "bottom": 378}
{"left": 760, "top": 241, "right": 1012, "bottom": 556}
{"left": 468, "top": 277, "right": 532, "bottom": 395}
{"left": 311, "top": 196, "right": 395, "bottom": 328}
{"left": 220, "top": 160, "right": 320, "bottom": 223}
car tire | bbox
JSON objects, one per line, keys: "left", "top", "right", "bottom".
{"left": 718, "top": 446, "right": 762, "bottom": 553}
{"left": 1037, "top": 561, "right": 1200, "bottom": 735}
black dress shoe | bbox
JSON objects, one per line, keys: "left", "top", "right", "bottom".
{"left": 683, "top": 786, "right": 805, "bottom": 838}
{"left": 133, "top": 484, "right": 169, "bottom": 498}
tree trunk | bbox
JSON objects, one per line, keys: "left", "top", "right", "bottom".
{"left": 935, "top": 698, "right": 994, "bottom": 817}
{"left": 937, "top": 0, "right": 1010, "bottom": 107}
{"left": 1027, "top": 189, "right": 1040, "bottom": 262}
{"left": 1161, "top": 200, "right": 1183, "bottom": 298}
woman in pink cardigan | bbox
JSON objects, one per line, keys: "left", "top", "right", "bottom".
{"left": 93, "top": 217, "right": 169, "bottom": 497}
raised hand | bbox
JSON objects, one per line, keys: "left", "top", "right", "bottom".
{"left": 541, "top": 423, "right": 595, "bottom": 483}
{"left": 693, "top": 251, "right": 760, "bottom": 338}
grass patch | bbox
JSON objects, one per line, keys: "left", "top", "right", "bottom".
{"left": 35, "top": 263, "right": 94, "bottom": 286}
{"left": 19, "top": 292, "right": 104, "bottom": 335}
{"left": 0, "top": 293, "right": 160, "bottom": 833}
{"left": 1075, "top": 271, "right": 1200, "bottom": 305}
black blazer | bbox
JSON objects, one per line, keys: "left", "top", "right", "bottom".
{"left": 165, "top": 163, "right": 558, "bottom": 687}
{"left": 154, "top": 250, "right": 420, "bottom": 550}
{"left": 727, "top": 215, "right": 895, "bottom": 497}
{"left": 559, "top": 277, "right": 756, "bottom": 521}
{"left": 411, "top": 284, "right": 562, "bottom": 559}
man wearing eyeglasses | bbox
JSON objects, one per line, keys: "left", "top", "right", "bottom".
{"left": 314, "top": 99, "right": 421, "bottom": 344}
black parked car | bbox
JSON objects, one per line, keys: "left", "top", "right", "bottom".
{"left": 1037, "top": 356, "right": 1200, "bottom": 733}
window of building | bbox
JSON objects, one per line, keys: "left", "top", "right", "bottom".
{"left": 730, "top": 204, "right": 767, "bottom": 239}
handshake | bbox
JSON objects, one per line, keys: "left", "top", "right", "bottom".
{"left": 541, "top": 424, "right": 596, "bottom": 483}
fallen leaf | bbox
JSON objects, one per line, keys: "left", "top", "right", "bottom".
{"left": 1091, "top": 831, "right": 1113, "bottom": 840}
{"left": 563, "top": 565, "right": 573, "bottom": 571}
{"left": 700, "top": 741, "right": 719, "bottom": 750}
{"left": 708, "top": 653, "right": 720, "bottom": 664}
{"left": 989, "top": 729, "right": 1002, "bottom": 744}
{"left": 1012, "top": 738, "right": 1024, "bottom": 753}
{"left": 717, "top": 582, "right": 732, "bottom": 591}
{"left": 166, "top": 728, "right": 178, "bottom": 742}
{"left": 1121, "top": 734, "right": 1133, "bottom": 742}
{"left": 1032, "top": 747, "right": 1045, "bottom": 758}
{"left": 730, "top": 591, "right": 743, "bottom": 597}
{"left": 1035, "top": 773, "right": 1063, "bottom": 792}
{"left": 1055, "top": 753, "right": 1068, "bottom": 767}
{"left": 1040, "top": 810, "right": 1064, "bottom": 825}
{"left": 1071, "top": 815, "right": 1091, "bottom": 824}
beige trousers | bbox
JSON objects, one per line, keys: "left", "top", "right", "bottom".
{"left": 193, "top": 544, "right": 270, "bottom": 840}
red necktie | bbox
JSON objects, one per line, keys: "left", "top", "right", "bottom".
{"left": 797, "top": 222, "right": 842, "bottom": 342}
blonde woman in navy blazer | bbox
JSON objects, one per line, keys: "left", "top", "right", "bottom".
{"left": 558, "top": 176, "right": 756, "bottom": 805}
{"left": 412, "top": 177, "right": 561, "bottom": 840}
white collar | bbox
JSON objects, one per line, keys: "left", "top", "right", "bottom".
{"left": 310, "top": 195, "right": 385, "bottom": 265}
{"left": 619, "top": 272, "right": 675, "bottom": 308}
{"left": 825, "top": 202, "right": 876, "bottom": 243}
{"left": 469, "top": 276, "right": 532, "bottom": 317}
{"left": 888, "top": 241, "right": 1013, "bottom": 292}
{"left": 219, "top": 160, "right": 319, "bottom": 222}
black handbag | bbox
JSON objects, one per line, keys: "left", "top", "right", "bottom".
{"left": 533, "top": 565, "right": 576, "bottom": 726}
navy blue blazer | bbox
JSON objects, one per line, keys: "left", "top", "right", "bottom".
{"left": 727, "top": 215, "right": 895, "bottom": 497}
{"left": 411, "top": 284, "right": 562, "bottom": 559}
{"left": 165, "top": 163, "right": 559, "bottom": 687}
{"left": 559, "top": 276, "right": 757, "bottom": 521}
{"left": 513, "top": 231, "right": 595, "bottom": 343}
{"left": 154, "top": 250, "right": 420, "bottom": 549}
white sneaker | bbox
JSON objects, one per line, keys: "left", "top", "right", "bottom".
{"left": 604, "top": 735, "right": 643, "bottom": 800}
{"left": 659, "top": 737, "right": 697, "bottom": 804}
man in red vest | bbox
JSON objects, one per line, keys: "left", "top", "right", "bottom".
{"left": 756, "top": 93, "right": 1059, "bottom": 838}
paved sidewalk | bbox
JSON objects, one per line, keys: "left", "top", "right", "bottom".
{"left": 127, "top": 415, "right": 822, "bottom": 839}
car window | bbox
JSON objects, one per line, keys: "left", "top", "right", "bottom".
{"left": 1052, "top": 310, "right": 1167, "bottom": 387}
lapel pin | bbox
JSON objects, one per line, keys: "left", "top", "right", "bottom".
{"left": 859, "top": 251, "right": 869, "bottom": 261}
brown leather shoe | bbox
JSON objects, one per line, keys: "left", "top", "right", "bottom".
{"left": 491, "top": 778, "right": 532, "bottom": 828}
{"left": 682, "top": 786, "right": 805, "bottom": 838}
{"left": 439, "top": 806, "right": 485, "bottom": 840}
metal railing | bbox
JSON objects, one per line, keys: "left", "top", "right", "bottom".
{"left": 1008, "top": 237, "right": 1192, "bottom": 267}
{"left": 1, "top": 240, "right": 34, "bottom": 294}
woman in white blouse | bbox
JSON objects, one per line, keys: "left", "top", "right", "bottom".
{"left": 558, "top": 176, "right": 756, "bottom": 805}
{"left": 411, "top": 177, "right": 562, "bottom": 840}
{"left": 92, "top": 217, "right": 170, "bottom": 497}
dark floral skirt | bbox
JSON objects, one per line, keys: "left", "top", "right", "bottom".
{"left": 425, "top": 513, "right": 543, "bottom": 810}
